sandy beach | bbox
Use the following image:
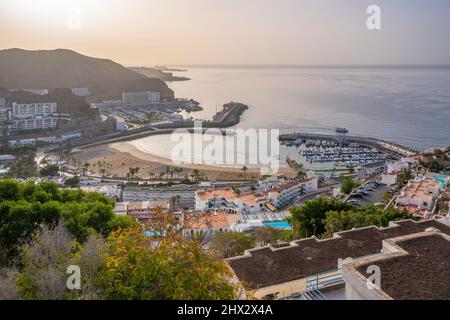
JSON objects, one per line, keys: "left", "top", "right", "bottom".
{"left": 73, "top": 142, "right": 296, "bottom": 180}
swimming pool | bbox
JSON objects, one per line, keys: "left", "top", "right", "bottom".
{"left": 263, "top": 221, "right": 293, "bottom": 230}
{"left": 434, "top": 177, "right": 447, "bottom": 189}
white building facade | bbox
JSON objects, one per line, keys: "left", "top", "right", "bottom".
{"left": 122, "top": 91, "right": 160, "bottom": 107}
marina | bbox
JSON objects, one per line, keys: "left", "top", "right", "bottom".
{"left": 298, "top": 141, "right": 386, "bottom": 168}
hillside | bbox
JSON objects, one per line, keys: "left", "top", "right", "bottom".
{"left": 0, "top": 49, "right": 174, "bottom": 101}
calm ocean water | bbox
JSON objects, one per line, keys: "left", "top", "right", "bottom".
{"left": 168, "top": 66, "right": 450, "bottom": 150}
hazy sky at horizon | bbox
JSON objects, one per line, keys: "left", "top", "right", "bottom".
{"left": 0, "top": 0, "right": 449, "bottom": 66}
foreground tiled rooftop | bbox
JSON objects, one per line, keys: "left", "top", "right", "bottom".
{"left": 227, "top": 220, "right": 450, "bottom": 290}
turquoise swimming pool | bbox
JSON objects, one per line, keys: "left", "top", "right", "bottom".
{"left": 263, "top": 221, "right": 293, "bottom": 230}
{"left": 434, "top": 177, "right": 447, "bottom": 189}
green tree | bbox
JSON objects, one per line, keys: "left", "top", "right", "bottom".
{"left": 341, "top": 178, "right": 356, "bottom": 194}
{"left": 64, "top": 176, "right": 80, "bottom": 188}
{"left": 324, "top": 205, "right": 411, "bottom": 236}
{"left": 255, "top": 227, "right": 283, "bottom": 246}
{"left": 210, "top": 232, "right": 255, "bottom": 259}
{"left": 0, "top": 179, "right": 136, "bottom": 264}
{"left": 39, "top": 164, "right": 60, "bottom": 177}
{"left": 0, "top": 179, "right": 22, "bottom": 201}
{"left": 289, "top": 198, "right": 355, "bottom": 238}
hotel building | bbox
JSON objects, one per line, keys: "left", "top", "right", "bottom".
{"left": 122, "top": 91, "right": 160, "bottom": 107}
{"left": 9, "top": 102, "right": 59, "bottom": 132}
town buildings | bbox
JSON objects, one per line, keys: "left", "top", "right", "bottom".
{"left": 122, "top": 91, "right": 160, "bottom": 107}
{"left": 357, "top": 162, "right": 386, "bottom": 179}
{"left": 0, "top": 96, "right": 7, "bottom": 134}
{"left": 182, "top": 210, "right": 241, "bottom": 237}
{"left": 113, "top": 115, "right": 126, "bottom": 131}
{"left": 266, "top": 178, "right": 318, "bottom": 209}
{"left": 70, "top": 87, "right": 91, "bottom": 97}
{"left": 387, "top": 160, "right": 410, "bottom": 174}
{"left": 8, "top": 131, "right": 82, "bottom": 147}
{"left": 9, "top": 102, "right": 59, "bottom": 132}
{"left": 11, "top": 89, "right": 49, "bottom": 95}
{"left": 395, "top": 177, "right": 442, "bottom": 217}
{"left": 195, "top": 188, "right": 240, "bottom": 212}
{"left": 195, "top": 178, "right": 319, "bottom": 214}
{"left": 114, "top": 200, "right": 172, "bottom": 223}
{"left": 380, "top": 173, "right": 398, "bottom": 186}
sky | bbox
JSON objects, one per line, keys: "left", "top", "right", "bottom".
{"left": 0, "top": 0, "right": 449, "bottom": 66}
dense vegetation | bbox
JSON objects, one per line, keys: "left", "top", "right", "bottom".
{"left": 288, "top": 198, "right": 411, "bottom": 239}
{"left": 0, "top": 179, "right": 240, "bottom": 300}
{"left": 0, "top": 179, "right": 136, "bottom": 264}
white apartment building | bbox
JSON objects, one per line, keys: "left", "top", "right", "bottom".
{"left": 195, "top": 178, "right": 319, "bottom": 214}
{"left": 10, "top": 117, "right": 58, "bottom": 131}
{"left": 395, "top": 177, "right": 441, "bottom": 216}
{"left": 357, "top": 162, "right": 386, "bottom": 179}
{"left": 11, "top": 89, "right": 49, "bottom": 96}
{"left": 387, "top": 160, "right": 410, "bottom": 174}
{"left": 235, "top": 193, "right": 269, "bottom": 214}
{"left": 122, "top": 91, "right": 160, "bottom": 107}
{"left": 9, "top": 102, "right": 58, "bottom": 132}
{"left": 0, "top": 97, "right": 7, "bottom": 134}
{"left": 195, "top": 188, "right": 239, "bottom": 212}
{"left": 70, "top": 88, "right": 91, "bottom": 97}
{"left": 12, "top": 102, "right": 57, "bottom": 118}
{"left": 267, "top": 178, "right": 318, "bottom": 209}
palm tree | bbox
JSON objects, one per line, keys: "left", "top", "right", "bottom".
{"left": 83, "top": 162, "right": 90, "bottom": 176}
{"left": 128, "top": 167, "right": 140, "bottom": 180}
{"left": 190, "top": 169, "right": 201, "bottom": 182}
{"left": 241, "top": 166, "right": 248, "bottom": 180}
{"left": 170, "top": 196, "right": 177, "bottom": 210}
{"left": 135, "top": 167, "right": 141, "bottom": 179}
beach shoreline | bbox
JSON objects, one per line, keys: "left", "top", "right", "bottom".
{"left": 108, "top": 142, "right": 297, "bottom": 178}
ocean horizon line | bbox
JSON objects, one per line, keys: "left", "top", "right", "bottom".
{"left": 165, "top": 64, "right": 450, "bottom": 70}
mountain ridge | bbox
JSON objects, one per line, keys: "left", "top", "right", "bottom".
{"left": 0, "top": 48, "right": 174, "bottom": 101}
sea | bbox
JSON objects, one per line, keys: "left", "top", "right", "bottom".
{"left": 127, "top": 66, "right": 450, "bottom": 166}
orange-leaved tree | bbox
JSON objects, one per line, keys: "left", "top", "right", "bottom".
{"left": 97, "top": 210, "right": 240, "bottom": 300}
